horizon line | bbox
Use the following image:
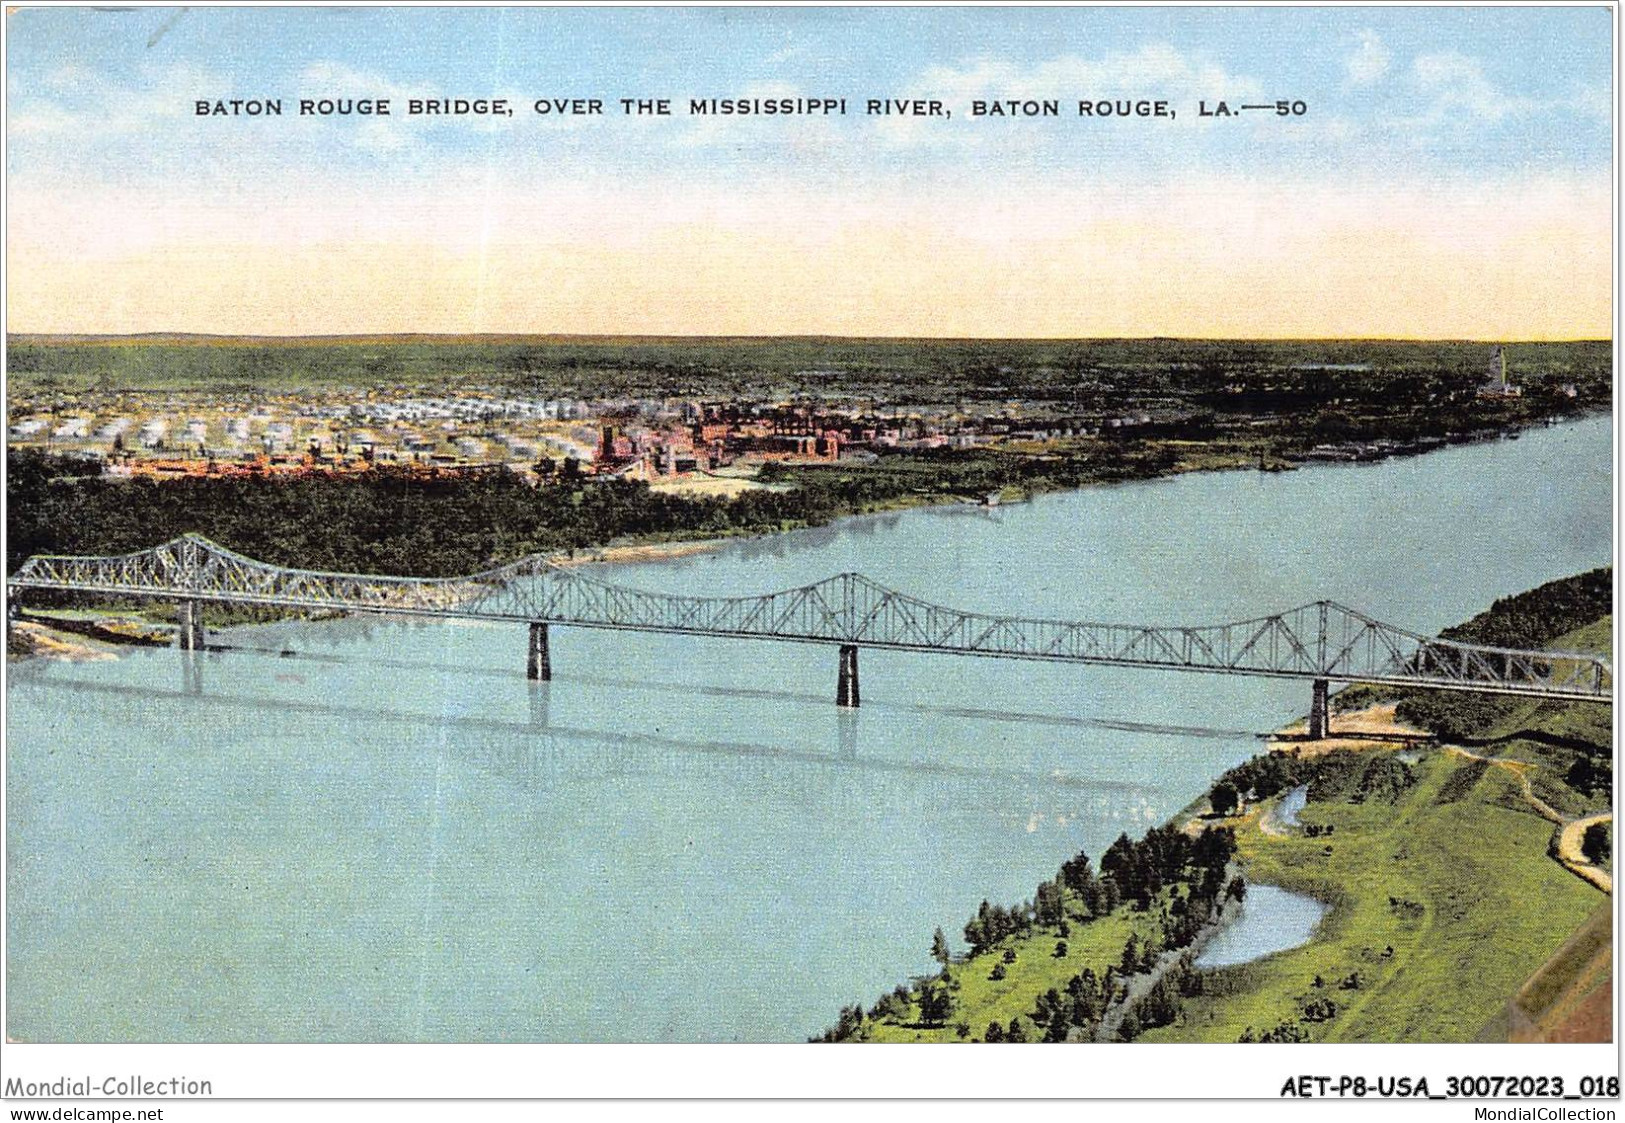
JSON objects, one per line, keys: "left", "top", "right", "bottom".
{"left": 7, "top": 332, "right": 1614, "bottom": 346}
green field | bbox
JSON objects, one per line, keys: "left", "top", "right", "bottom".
{"left": 8, "top": 334, "right": 1612, "bottom": 407}
{"left": 859, "top": 909, "right": 1151, "bottom": 1043}
{"left": 847, "top": 738, "right": 1606, "bottom": 1045}
{"left": 1467, "top": 617, "right": 1612, "bottom": 819}
{"left": 824, "top": 584, "right": 1612, "bottom": 1046}
{"left": 1143, "top": 612, "right": 1611, "bottom": 1043}
{"left": 1142, "top": 750, "right": 1601, "bottom": 1042}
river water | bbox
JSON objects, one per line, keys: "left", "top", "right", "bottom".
{"left": 6, "top": 416, "right": 1611, "bottom": 1042}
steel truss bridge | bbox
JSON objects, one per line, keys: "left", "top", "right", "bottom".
{"left": 7, "top": 534, "right": 1612, "bottom": 736}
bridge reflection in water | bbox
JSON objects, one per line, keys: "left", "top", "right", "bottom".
{"left": 9, "top": 654, "right": 1186, "bottom": 809}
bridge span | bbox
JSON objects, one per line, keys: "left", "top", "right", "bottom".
{"left": 6, "top": 534, "right": 1611, "bottom": 737}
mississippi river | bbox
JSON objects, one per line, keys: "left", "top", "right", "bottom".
{"left": 6, "top": 415, "right": 1610, "bottom": 1041}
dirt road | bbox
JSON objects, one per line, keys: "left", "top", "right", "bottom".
{"left": 1445, "top": 746, "right": 1611, "bottom": 895}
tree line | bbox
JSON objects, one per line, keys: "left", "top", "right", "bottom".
{"left": 1206, "top": 748, "right": 1418, "bottom": 820}
{"left": 1393, "top": 568, "right": 1612, "bottom": 742}
{"left": 6, "top": 446, "right": 1181, "bottom": 579}
{"left": 814, "top": 825, "right": 1240, "bottom": 1042}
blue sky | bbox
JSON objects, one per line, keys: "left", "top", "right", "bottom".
{"left": 4, "top": 6, "right": 1615, "bottom": 336}
{"left": 8, "top": 6, "right": 1612, "bottom": 182}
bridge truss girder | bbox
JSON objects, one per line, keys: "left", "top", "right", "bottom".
{"left": 7, "top": 534, "right": 1611, "bottom": 703}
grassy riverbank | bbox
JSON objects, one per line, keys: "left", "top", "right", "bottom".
{"left": 817, "top": 826, "right": 1244, "bottom": 1043}
{"left": 1147, "top": 588, "right": 1612, "bottom": 1043}
{"left": 856, "top": 908, "right": 1148, "bottom": 1043}
{"left": 820, "top": 570, "right": 1612, "bottom": 1044}
{"left": 1144, "top": 743, "right": 1603, "bottom": 1042}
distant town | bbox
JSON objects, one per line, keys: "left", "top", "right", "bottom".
{"left": 2, "top": 342, "right": 1592, "bottom": 502}
{"left": 3, "top": 385, "right": 1165, "bottom": 492}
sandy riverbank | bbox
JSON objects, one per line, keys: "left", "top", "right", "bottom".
{"left": 7, "top": 619, "right": 121, "bottom": 662}
{"left": 1268, "top": 702, "right": 1427, "bottom": 755}
{"left": 546, "top": 538, "right": 730, "bottom": 567}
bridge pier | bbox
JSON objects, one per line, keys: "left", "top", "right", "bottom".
{"left": 176, "top": 599, "right": 205, "bottom": 652}
{"left": 1308, "top": 678, "right": 1331, "bottom": 740}
{"left": 527, "top": 622, "right": 552, "bottom": 682}
{"left": 837, "top": 644, "right": 860, "bottom": 708}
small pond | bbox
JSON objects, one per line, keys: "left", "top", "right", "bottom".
{"left": 1195, "top": 884, "right": 1330, "bottom": 969}
{"left": 1275, "top": 785, "right": 1309, "bottom": 828}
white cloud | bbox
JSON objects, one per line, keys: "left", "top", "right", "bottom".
{"left": 764, "top": 44, "right": 807, "bottom": 65}
{"left": 351, "top": 119, "right": 414, "bottom": 155}
{"left": 914, "top": 43, "right": 1260, "bottom": 105}
{"left": 1345, "top": 31, "right": 1391, "bottom": 85}
{"left": 874, "top": 44, "right": 1264, "bottom": 148}
{"left": 1389, "top": 51, "right": 1609, "bottom": 152}
{"left": 1565, "top": 84, "right": 1611, "bottom": 121}
{"left": 7, "top": 100, "right": 84, "bottom": 138}
{"left": 1408, "top": 51, "right": 1531, "bottom": 125}
{"left": 42, "top": 62, "right": 95, "bottom": 94}
{"left": 9, "top": 61, "right": 223, "bottom": 139}
{"left": 296, "top": 60, "right": 435, "bottom": 107}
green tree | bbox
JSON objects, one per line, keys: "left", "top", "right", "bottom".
{"left": 1119, "top": 933, "right": 1141, "bottom": 976}
{"left": 1117, "top": 1009, "right": 1143, "bottom": 1041}
{"left": 930, "top": 926, "right": 951, "bottom": 968}
{"left": 917, "top": 982, "right": 952, "bottom": 1028}
{"left": 1035, "top": 879, "right": 1064, "bottom": 926}
{"left": 1059, "top": 852, "right": 1096, "bottom": 896}
{"left": 1140, "top": 974, "right": 1182, "bottom": 1028}
{"left": 1210, "top": 780, "right": 1239, "bottom": 816}
{"left": 869, "top": 985, "right": 911, "bottom": 1024}
{"left": 963, "top": 911, "right": 989, "bottom": 957}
